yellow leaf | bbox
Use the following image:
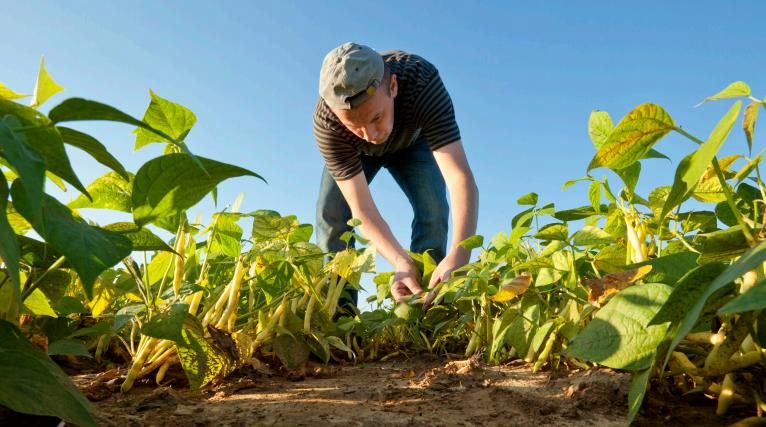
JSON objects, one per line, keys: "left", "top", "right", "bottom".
{"left": 29, "top": 56, "right": 65, "bottom": 109}
{"left": 491, "top": 272, "right": 533, "bottom": 302}
{"left": 583, "top": 265, "right": 653, "bottom": 307}
{"left": 89, "top": 277, "right": 115, "bottom": 316}
{"left": 0, "top": 82, "right": 29, "bottom": 100}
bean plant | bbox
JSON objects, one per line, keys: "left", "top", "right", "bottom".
{"left": 2, "top": 59, "right": 766, "bottom": 427}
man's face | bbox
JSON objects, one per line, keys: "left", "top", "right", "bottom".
{"left": 333, "top": 75, "right": 398, "bottom": 144}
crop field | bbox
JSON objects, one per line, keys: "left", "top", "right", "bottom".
{"left": 3, "top": 59, "right": 766, "bottom": 427}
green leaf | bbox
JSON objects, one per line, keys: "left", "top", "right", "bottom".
{"left": 48, "top": 97, "right": 209, "bottom": 174}
{"left": 627, "top": 367, "right": 652, "bottom": 426}
{"left": 507, "top": 304, "right": 539, "bottom": 358}
{"left": 459, "top": 235, "right": 484, "bottom": 250}
{"left": 512, "top": 207, "right": 535, "bottom": 229}
{"left": 0, "top": 117, "right": 46, "bottom": 231}
{"left": 347, "top": 218, "right": 363, "bottom": 227}
{"left": 588, "top": 110, "right": 613, "bottom": 149}
{"left": 29, "top": 56, "right": 65, "bottom": 109}
{"left": 537, "top": 202, "right": 555, "bottom": 216}
{"left": 570, "top": 226, "right": 615, "bottom": 247}
{"left": 0, "top": 319, "right": 100, "bottom": 427}
{"left": 69, "top": 321, "right": 111, "bottom": 338}
{"left": 57, "top": 296, "right": 88, "bottom": 315}
{"left": 308, "top": 331, "right": 331, "bottom": 364}
{"left": 697, "top": 225, "right": 750, "bottom": 263}
{"left": 252, "top": 215, "right": 299, "bottom": 243}
{"left": 648, "top": 186, "right": 672, "bottom": 218}
{"left": 553, "top": 205, "right": 607, "bottom": 222}
{"left": 588, "top": 104, "right": 675, "bottom": 172}
{"left": 326, "top": 335, "right": 353, "bottom": 353}
{"left": 394, "top": 302, "right": 426, "bottom": 321}
{"left": 102, "top": 222, "right": 174, "bottom": 252}
{"left": 561, "top": 176, "right": 594, "bottom": 191}
{"left": 691, "top": 177, "right": 731, "bottom": 203}
{"left": 112, "top": 305, "right": 144, "bottom": 334}
{"left": 532, "top": 317, "right": 565, "bottom": 353}
{"left": 663, "top": 239, "right": 766, "bottom": 371}
{"left": 648, "top": 262, "right": 728, "bottom": 325}
{"left": 733, "top": 151, "right": 763, "bottom": 185}
{"left": 719, "top": 277, "right": 766, "bottom": 314}
{"left": 601, "top": 176, "right": 617, "bottom": 203}
{"left": 0, "top": 82, "right": 29, "bottom": 100}
{"left": 743, "top": 101, "right": 760, "bottom": 154}
{"left": 288, "top": 223, "right": 313, "bottom": 244}
{"left": 273, "top": 335, "right": 310, "bottom": 369}
{"left": 209, "top": 213, "right": 243, "bottom": 258}
{"left": 22, "top": 289, "right": 56, "bottom": 317}
{"left": 642, "top": 149, "right": 672, "bottom": 162}
{"left": 613, "top": 162, "right": 641, "bottom": 199}
{"left": 516, "top": 192, "right": 538, "bottom": 206}
{"left": 12, "top": 188, "right": 133, "bottom": 299}
{"left": 588, "top": 181, "right": 602, "bottom": 215}
{"left": 512, "top": 257, "right": 560, "bottom": 271}
{"left": 677, "top": 211, "right": 718, "bottom": 233}
{"left": 695, "top": 81, "right": 751, "bottom": 107}
{"left": 47, "top": 339, "right": 92, "bottom": 358}
{"left": 593, "top": 244, "right": 627, "bottom": 274}
{"left": 622, "top": 252, "right": 700, "bottom": 286}
{"left": 0, "top": 100, "right": 90, "bottom": 198}
{"left": 132, "top": 154, "right": 264, "bottom": 227}
{"left": 175, "top": 315, "right": 229, "bottom": 391}
{"left": 0, "top": 179, "right": 22, "bottom": 310}
{"left": 567, "top": 282, "right": 672, "bottom": 370}
{"left": 531, "top": 223, "right": 568, "bottom": 241}
{"left": 133, "top": 90, "right": 197, "bottom": 150}
{"left": 256, "top": 260, "right": 294, "bottom": 303}
{"left": 57, "top": 127, "right": 129, "bottom": 181}
{"left": 141, "top": 302, "right": 190, "bottom": 341}
{"left": 67, "top": 172, "right": 134, "bottom": 213}
{"left": 661, "top": 102, "right": 741, "bottom": 221}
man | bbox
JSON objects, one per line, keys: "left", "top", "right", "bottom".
{"left": 314, "top": 42, "right": 479, "bottom": 309}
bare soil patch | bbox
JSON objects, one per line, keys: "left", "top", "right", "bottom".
{"left": 7, "top": 353, "right": 758, "bottom": 427}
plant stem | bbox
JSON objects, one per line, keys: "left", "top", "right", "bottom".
{"left": 21, "top": 256, "right": 67, "bottom": 301}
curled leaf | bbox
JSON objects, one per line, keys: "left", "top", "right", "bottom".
{"left": 583, "top": 266, "right": 653, "bottom": 307}
{"left": 491, "top": 272, "right": 532, "bottom": 302}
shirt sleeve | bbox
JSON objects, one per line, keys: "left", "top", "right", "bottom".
{"left": 412, "top": 72, "right": 461, "bottom": 151}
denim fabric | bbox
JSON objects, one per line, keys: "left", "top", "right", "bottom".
{"left": 315, "top": 137, "right": 449, "bottom": 312}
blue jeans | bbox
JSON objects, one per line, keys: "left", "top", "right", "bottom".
{"left": 315, "top": 137, "right": 449, "bottom": 311}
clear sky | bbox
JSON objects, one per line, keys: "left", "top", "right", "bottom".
{"left": 3, "top": 1, "right": 765, "bottom": 308}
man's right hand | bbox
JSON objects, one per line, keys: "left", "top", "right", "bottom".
{"left": 390, "top": 261, "right": 422, "bottom": 302}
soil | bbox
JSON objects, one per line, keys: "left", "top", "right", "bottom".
{"left": 9, "top": 353, "right": 761, "bottom": 427}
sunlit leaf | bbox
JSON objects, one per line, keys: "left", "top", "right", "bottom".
{"left": 132, "top": 154, "right": 264, "bottom": 227}
{"left": 588, "top": 104, "right": 674, "bottom": 172}
{"left": 516, "top": 192, "right": 538, "bottom": 206}
{"left": 491, "top": 272, "right": 532, "bottom": 302}
{"left": 0, "top": 82, "right": 29, "bottom": 100}
{"left": 102, "top": 222, "right": 173, "bottom": 252}
{"left": 660, "top": 102, "right": 741, "bottom": 220}
{"left": 588, "top": 181, "right": 602, "bottom": 214}
{"left": 68, "top": 172, "right": 134, "bottom": 213}
{"left": 695, "top": 81, "right": 751, "bottom": 107}
{"left": 743, "top": 101, "right": 760, "bottom": 154}
{"left": 29, "top": 56, "right": 65, "bottom": 109}
{"left": 588, "top": 110, "right": 613, "bottom": 149}
{"left": 133, "top": 90, "right": 197, "bottom": 150}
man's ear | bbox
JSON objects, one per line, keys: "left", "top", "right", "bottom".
{"left": 390, "top": 74, "right": 398, "bottom": 99}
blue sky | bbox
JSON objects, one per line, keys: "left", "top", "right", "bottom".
{"left": 2, "top": 1, "right": 765, "bottom": 308}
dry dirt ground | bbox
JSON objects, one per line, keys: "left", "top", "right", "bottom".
{"left": 4, "top": 353, "right": 758, "bottom": 427}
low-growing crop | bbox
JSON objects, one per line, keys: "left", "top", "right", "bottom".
{"left": 2, "top": 59, "right": 766, "bottom": 427}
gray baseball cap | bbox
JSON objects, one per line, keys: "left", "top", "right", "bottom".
{"left": 319, "top": 42, "right": 384, "bottom": 110}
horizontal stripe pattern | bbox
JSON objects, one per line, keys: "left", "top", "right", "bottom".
{"left": 314, "top": 50, "right": 461, "bottom": 180}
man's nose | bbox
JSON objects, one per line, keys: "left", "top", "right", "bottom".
{"left": 363, "top": 125, "right": 377, "bottom": 142}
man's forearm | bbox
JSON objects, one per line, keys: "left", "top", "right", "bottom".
{"left": 354, "top": 209, "right": 413, "bottom": 269}
{"left": 445, "top": 173, "right": 479, "bottom": 265}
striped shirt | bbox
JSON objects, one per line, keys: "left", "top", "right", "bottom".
{"left": 313, "top": 50, "right": 461, "bottom": 180}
